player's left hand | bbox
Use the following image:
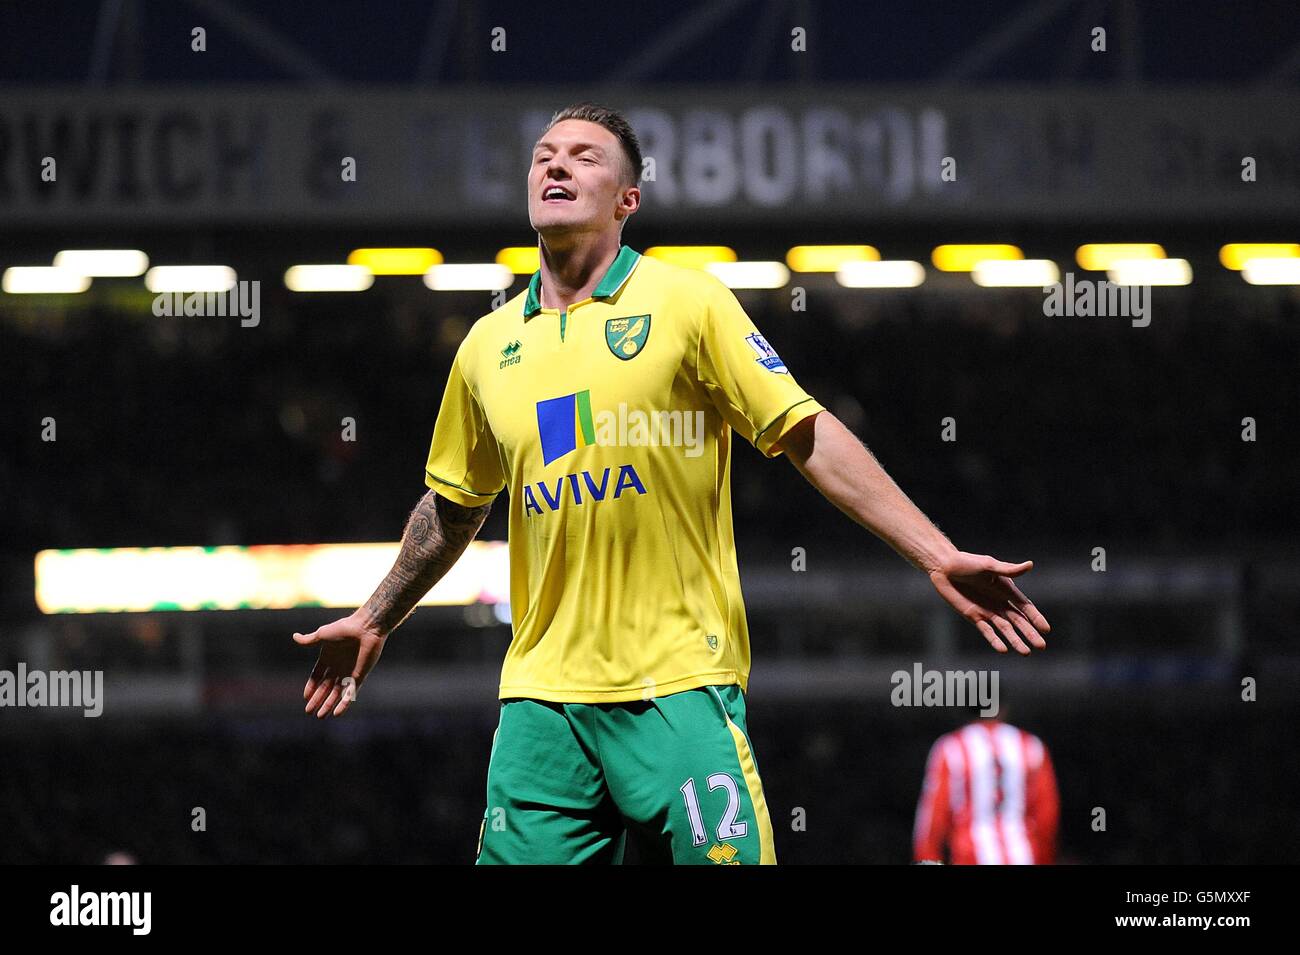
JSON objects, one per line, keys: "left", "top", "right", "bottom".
{"left": 925, "top": 553, "right": 1050, "bottom": 654}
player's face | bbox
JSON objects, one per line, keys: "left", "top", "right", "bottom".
{"left": 528, "top": 120, "right": 636, "bottom": 237}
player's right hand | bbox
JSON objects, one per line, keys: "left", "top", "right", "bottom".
{"left": 293, "top": 611, "right": 387, "bottom": 718}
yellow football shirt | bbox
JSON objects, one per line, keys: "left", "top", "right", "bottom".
{"left": 424, "top": 244, "right": 825, "bottom": 702}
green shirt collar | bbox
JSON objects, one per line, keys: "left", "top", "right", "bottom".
{"left": 523, "top": 244, "right": 641, "bottom": 317}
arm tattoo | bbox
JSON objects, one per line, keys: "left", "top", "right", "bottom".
{"left": 360, "top": 490, "right": 492, "bottom": 636}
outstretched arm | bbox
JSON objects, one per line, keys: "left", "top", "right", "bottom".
{"left": 357, "top": 489, "right": 493, "bottom": 635}
{"left": 776, "top": 411, "right": 1049, "bottom": 654}
{"left": 293, "top": 489, "right": 492, "bottom": 717}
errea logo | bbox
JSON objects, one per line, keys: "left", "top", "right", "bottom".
{"left": 707, "top": 843, "right": 742, "bottom": 864}
{"left": 499, "top": 340, "right": 522, "bottom": 369}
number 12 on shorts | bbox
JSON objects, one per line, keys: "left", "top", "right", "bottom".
{"left": 680, "top": 774, "right": 748, "bottom": 846}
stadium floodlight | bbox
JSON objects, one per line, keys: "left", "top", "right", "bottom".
{"left": 972, "top": 259, "right": 1061, "bottom": 287}
{"left": 145, "top": 266, "right": 237, "bottom": 292}
{"left": 53, "top": 249, "right": 149, "bottom": 277}
{"left": 2, "top": 266, "right": 91, "bottom": 294}
{"left": 705, "top": 261, "right": 790, "bottom": 289}
{"left": 644, "top": 246, "right": 737, "bottom": 268}
{"left": 786, "top": 245, "right": 880, "bottom": 272}
{"left": 1075, "top": 244, "right": 1165, "bottom": 271}
{"left": 1107, "top": 258, "right": 1192, "bottom": 286}
{"left": 34, "top": 541, "right": 509, "bottom": 613}
{"left": 1241, "top": 258, "right": 1300, "bottom": 285}
{"left": 836, "top": 260, "right": 926, "bottom": 288}
{"left": 496, "top": 247, "right": 541, "bottom": 274}
{"left": 284, "top": 264, "right": 375, "bottom": 292}
{"left": 931, "top": 244, "right": 1023, "bottom": 272}
{"left": 347, "top": 248, "right": 442, "bottom": 275}
{"left": 1219, "top": 243, "right": 1300, "bottom": 270}
{"left": 423, "top": 263, "right": 515, "bottom": 291}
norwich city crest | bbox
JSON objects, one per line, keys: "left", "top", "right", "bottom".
{"left": 606, "top": 314, "right": 651, "bottom": 360}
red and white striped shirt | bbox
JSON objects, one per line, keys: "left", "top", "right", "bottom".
{"left": 913, "top": 719, "right": 1059, "bottom": 865}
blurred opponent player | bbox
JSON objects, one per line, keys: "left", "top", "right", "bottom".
{"left": 292, "top": 102, "right": 1052, "bottom": 864}
{"left": 913, "top": 708, "right": 1059, "bottom": 864}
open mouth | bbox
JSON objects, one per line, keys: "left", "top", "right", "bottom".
{"left": 542, "top": 186, "right": 575, "bottom": 203}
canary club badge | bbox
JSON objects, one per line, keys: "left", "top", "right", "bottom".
{"left": 606, "top": 315, "right": 651, "bottom": 359}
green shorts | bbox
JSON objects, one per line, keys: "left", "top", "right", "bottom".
{"left": 475, "top": 683, "right": 777, "bottom": 864}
